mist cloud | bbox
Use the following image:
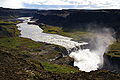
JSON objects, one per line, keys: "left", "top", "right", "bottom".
{"left": 69, "top": 27, "right": 115, "bottom": 72}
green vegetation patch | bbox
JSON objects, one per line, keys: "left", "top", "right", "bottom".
{"left": 107, "top": 42, "right": 120, "bottom": 57}
{"left": 109, "top": 42, "right": 120, "bottom": 50}
{"left": 0, "top": 37, "right": 43, "bottom": 50}
{"left": 0, "top": 20, "right": 21, "bottom": 37}
{"left": 41, "top": 25, "right": 88, "bottom": 40}
{"left": 0, "top": 20, "right": 20, "bottom": 24}
{"left": 42, "top": 25, "right": 63, "bottom": 34}
{"left": 40, "top": 61, "right": 79, "bottom": 73}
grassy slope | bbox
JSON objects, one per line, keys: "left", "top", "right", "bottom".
{"left": 0, "top": 19, "right": 120, "bottom": 80}
{"left": 0, "top": 20, "right": 80, "bottom": 80}
{"left": 0, "top": 20, "right": 21, "bottom": 37}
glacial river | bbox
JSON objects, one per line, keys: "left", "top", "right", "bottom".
{"left": 17, "top": 17, "right": 87, "bottom": 50}
{"left": 17, "top": 17, "right": 115, "bottom": 72}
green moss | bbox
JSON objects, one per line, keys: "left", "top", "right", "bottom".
{"left": 0, "top": 20, "right": 21, "bottom": 37}
{"left": 0, "top": 37, "right": 43, "bottom": 50}
{"left": 41, "top": 62, "right": 79, "bottom": 73}
{"left": 28, "top": 58, "right": 79, "bottom": 74}
{"left": 109, "top": 42, "right": 120, "bottom": 50}
{"left": 0, "top": 20, "right": 21, "bottom": 24}
{"left": 107, "top": 42, "right": 120, "bottom": 57}
{"left": 41, "top": 25, "right": 88, "bottom": 40}
{"left": 107, "top": 53, "right": 120, "bottom": 57}
{"left": 42, "top": 25, "right": 63, "bottom": 34}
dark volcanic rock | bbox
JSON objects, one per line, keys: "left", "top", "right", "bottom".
{"left": 105, "top": 55, "right": 120, "bottom": 72}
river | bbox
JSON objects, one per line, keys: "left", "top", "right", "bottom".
{"left": 17, "top": 17, "right": 115, "bottom": 72}
{"left": 17, "top": 17, "right": 87, "bottom": 50}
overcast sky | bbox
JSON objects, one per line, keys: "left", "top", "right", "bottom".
{"left": 0, "top": 0, "right": 120, "bottom": 9}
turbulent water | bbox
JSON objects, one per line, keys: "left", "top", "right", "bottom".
{"left": 17, "top": 17, "right": 115, "bottom": 72}
{"left": 70, "top": 31, "right": 115, "bottom": 72}
{"left": 17, "top": 17, "right": 87, "bottom": 49}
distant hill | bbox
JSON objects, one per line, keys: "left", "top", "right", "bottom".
{"left": 0, "top": 7, "right": 37, "bottom": 19}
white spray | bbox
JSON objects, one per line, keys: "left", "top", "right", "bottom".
{"left": 69, "top": 28, "right": 115, "bottom": 72}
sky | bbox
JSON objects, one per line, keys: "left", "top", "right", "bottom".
{"left": 0, "top": 0, "right": 120, "bottom": 10}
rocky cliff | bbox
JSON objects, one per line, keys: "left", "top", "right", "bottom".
{"left": 34, "top": 9, "right": 120, "bottom": 41}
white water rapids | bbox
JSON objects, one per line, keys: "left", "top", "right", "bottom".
{"left": 17, "top": 17, "right": 115, "bottom": 72}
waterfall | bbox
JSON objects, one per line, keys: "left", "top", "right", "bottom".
{"left": 70, "top": 28, "right": 115, "bottom": 72}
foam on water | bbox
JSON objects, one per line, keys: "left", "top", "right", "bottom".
{"left": 70, "top": 49, "right": 101, "bottom": 72}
